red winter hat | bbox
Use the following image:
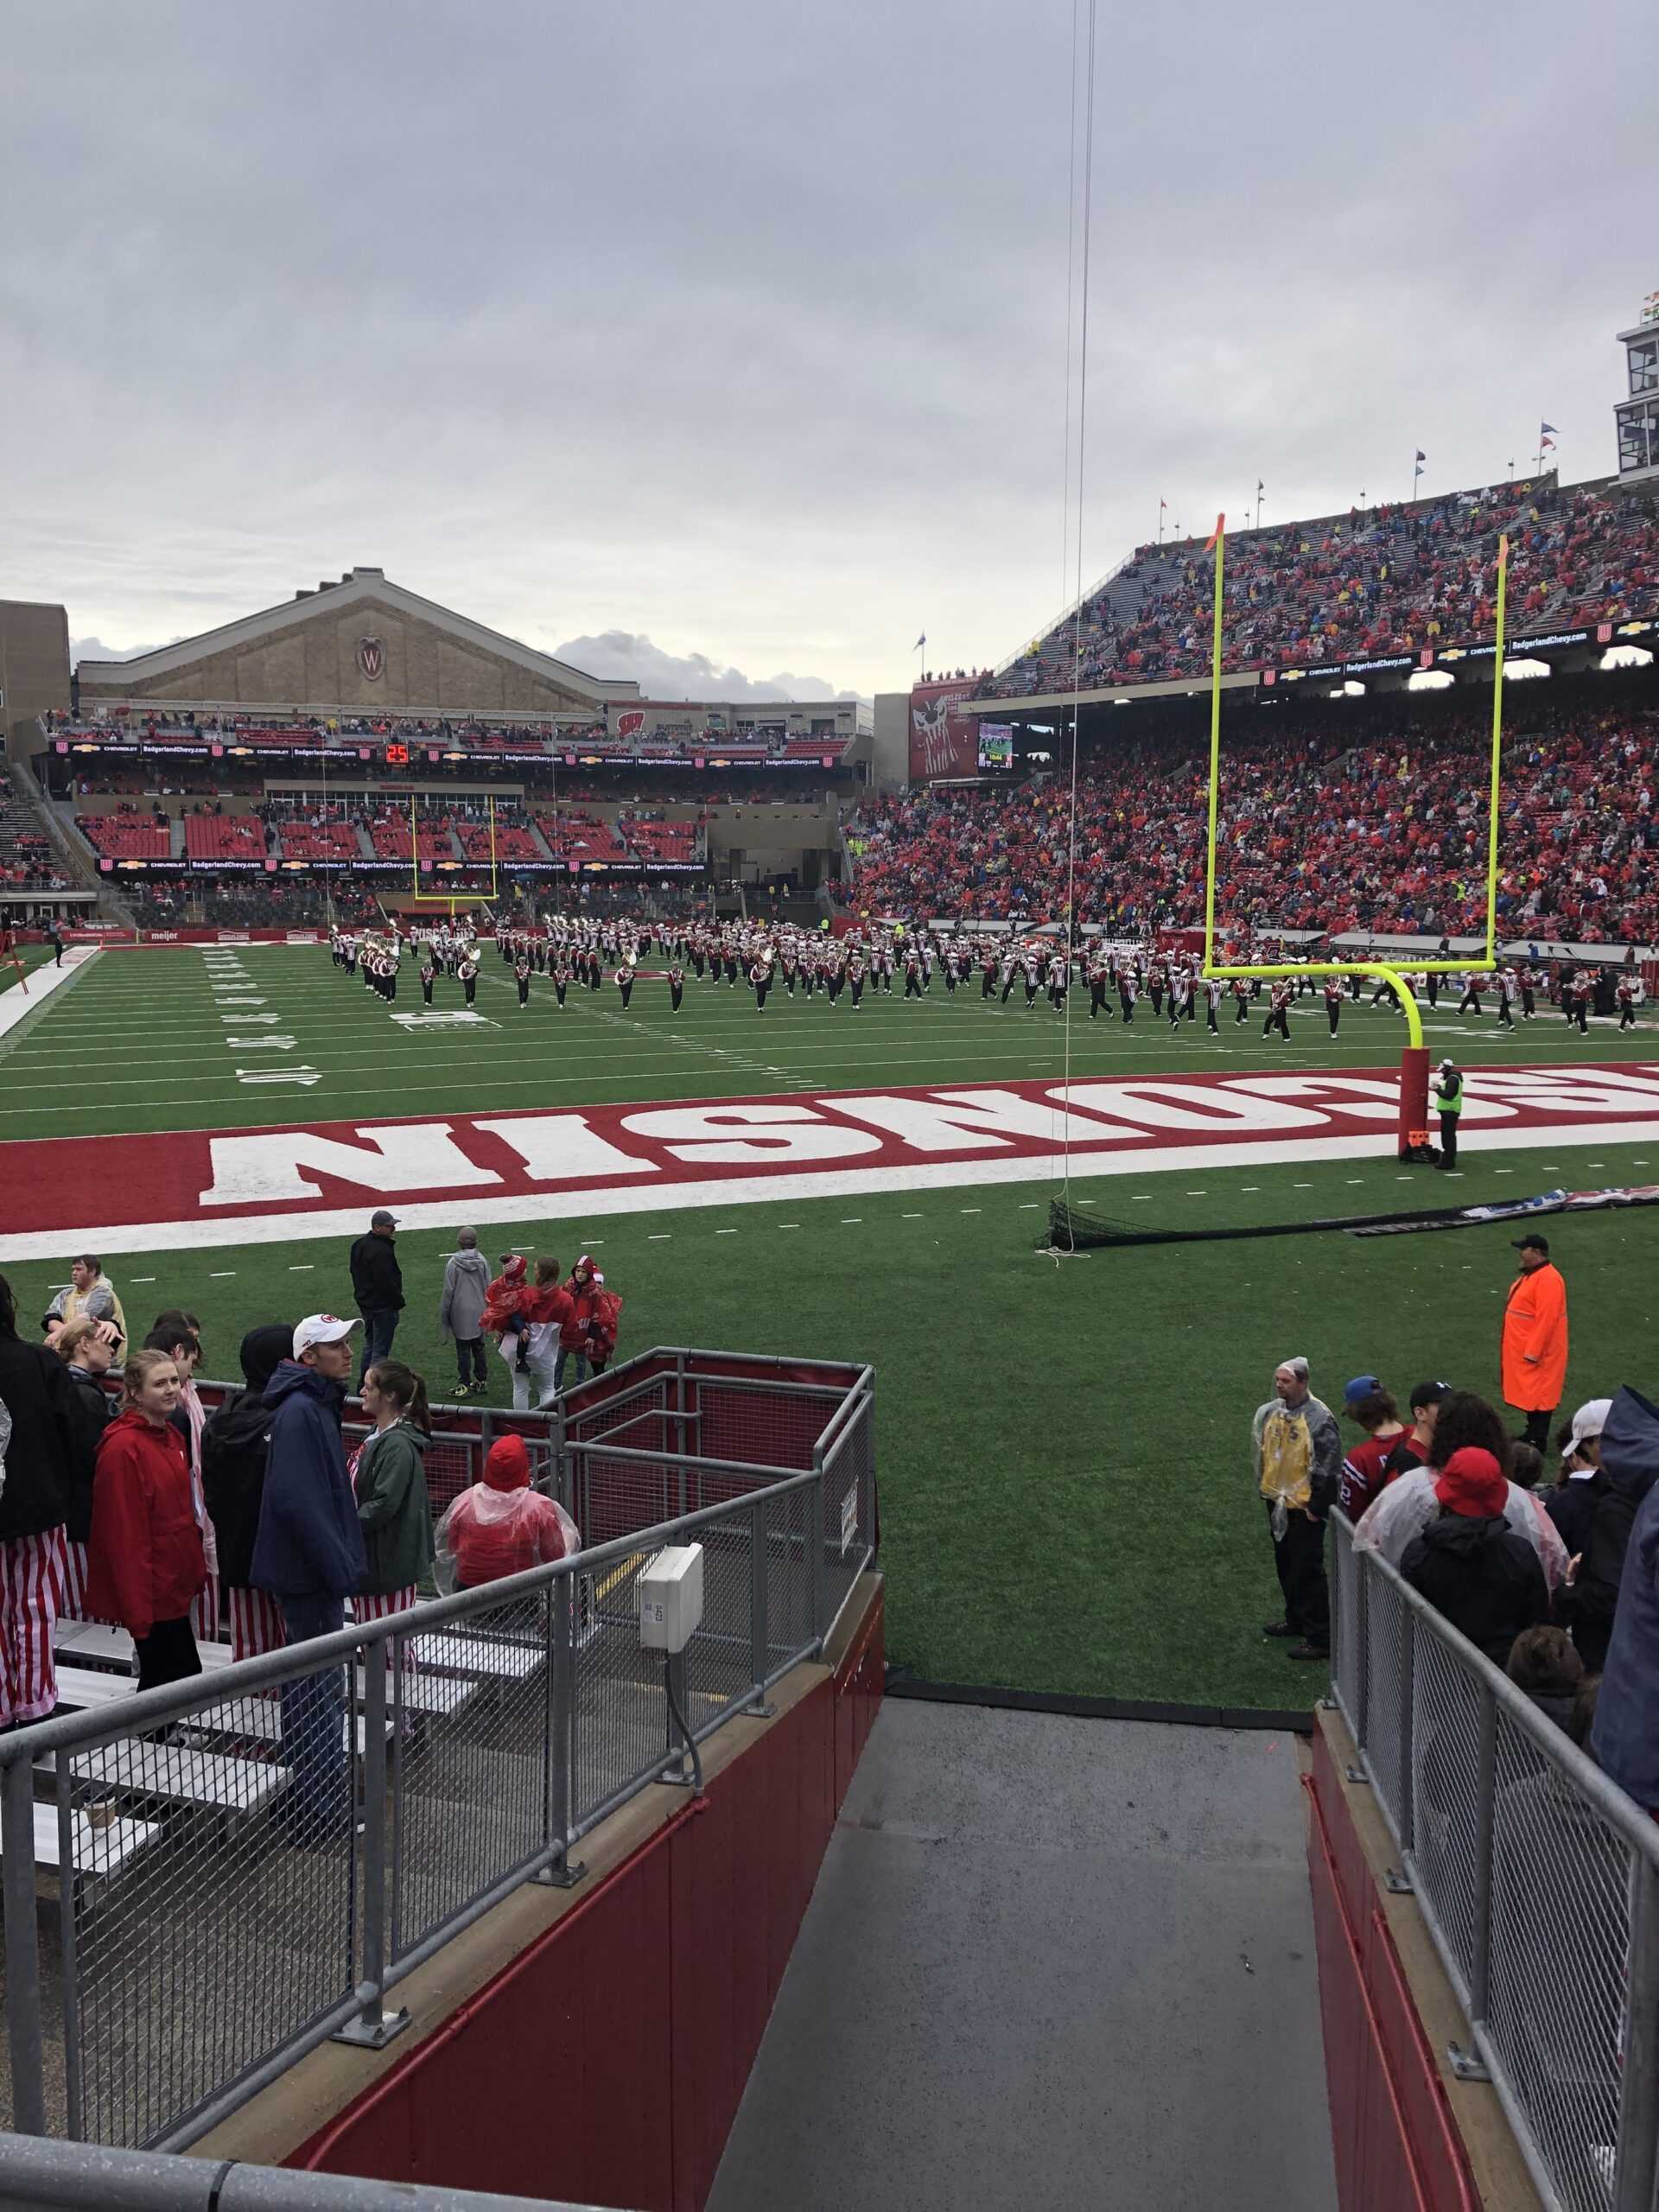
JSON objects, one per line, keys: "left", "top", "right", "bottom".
{"left": 497, "top": 1254, "right": 527, "bottom": 1283}
{"left": 1434, "top": 1446, "right": 1507, "bottom": 1518}
{"left": 484, "top": 1435, "right": 531, "bottom": 1491}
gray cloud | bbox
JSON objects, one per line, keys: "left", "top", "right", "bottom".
{"left": 552, "top": 631, "right": 863, "bottom": 704}
{"left": 1, "top": 1, "right": 1651, "bottom": 697}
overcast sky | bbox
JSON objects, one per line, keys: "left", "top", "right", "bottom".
{"left": 3, "top": 2, "right": 1649, "bottom": 701}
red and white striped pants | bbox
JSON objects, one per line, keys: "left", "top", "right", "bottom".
{"left": 227, "top": 1586, "right": 287, "bottom": 1665}
{"left": 0, "top": 1529, "right": 65, "bottom": 1730}
{"left": 353, "top": 1586, "right": 420, "bottom": 1673}
{"left": 190, "top": 1572, "right": 221, "bottom": 1645}
{"left": 58, "top": 1539, "right": 89, "bottom": 1622}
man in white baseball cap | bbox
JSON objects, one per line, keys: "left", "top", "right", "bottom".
{"left": 252, "top": 1315, "right": 365, "bottom": 1839}
{"left": 291, "top": 1313, "right": 358, "bottom": 1362}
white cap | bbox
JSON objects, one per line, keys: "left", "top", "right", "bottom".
{"left": 293, "top": 1313, "right": 358, "bottom": 1358}
{"left": 1567, "top": 1398, "right": 1613, "bottom": 1454}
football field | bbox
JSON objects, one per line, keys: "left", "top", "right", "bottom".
{"left": 4, "top": 941, "right": 1659, "bottom": 1712}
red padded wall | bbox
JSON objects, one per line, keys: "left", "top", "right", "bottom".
{"left": 294, "top": 1587, "right": 882, "bottom": 2210}
{"left": 1304, "top": 1733, "right": 1480, "bottom": 2212}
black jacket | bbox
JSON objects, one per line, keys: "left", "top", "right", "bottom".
{"left": 0, "top": 1331, "right": 83, "bottom": 1542}
{"left": 60, "top": 1363, "right": 113, "bottom": 1545}
{"left": 201, "top": 1386, "right": 276, "bottom": 1590}
{"left": 1560, "top": 1389, "right": 1659, "bottom": 1672}
{"left": 1400, "top": 1513, "right": 1551, "bottom": 1669}
{"left": 1544, "top": 1470, "right": 1606, "bottom": 1561}
{"left": 349, "top": 1231, "right": 404, "bottom": 1313}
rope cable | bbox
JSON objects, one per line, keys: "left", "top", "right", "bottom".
{"left": 1058, "top": 0, "right": 1097, "bottom": 1218}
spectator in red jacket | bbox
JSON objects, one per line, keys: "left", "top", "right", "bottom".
{"left": 85, "top": 1349, "right": 207, "bottom": 1692}
{"left": 435, "top": 1435, "right": 577, "bottom": 1591}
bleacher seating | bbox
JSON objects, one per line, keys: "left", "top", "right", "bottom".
{"left": 537, "top": 809, "right": 630, "bottom": 864}
{"left": 276, "top": 818, "right": 360, "bottom": 863}
{"left": 620, "top": 818, "right": 700, "bottom": 865}
{"left": 0, "top": 768, "right": 73, "bottom": 888}
{"left": 977, "top": 478, "right": 1659, "bottom": 699}
{"left": 846, "top": 687, "right": 1659, "bottom": 942}
{"left": 457, "top": 817, "right": 543, "bottom": 862}
{"left": 77, "top": 811, "right": 171, "bottom": 861}
{"left": 183, "top": 813, "right": 267, "bottom": 862}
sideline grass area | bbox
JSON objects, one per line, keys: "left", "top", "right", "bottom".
{"left": 5, "top": 1129, "right": 1656, "bottom": 1710}
{"left": 3, "top": 942, "right": 1656, "bottom": 1140}
{"left": 0, "top": 944, "right": 57, "bottom": 997}
{"left": 7, "top": 943, "right": 1659, "bottom": 1707}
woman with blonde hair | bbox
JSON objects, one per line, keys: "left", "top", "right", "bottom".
{"left": 51, "top": 1316, "right": 115, "bottom": 1619}
{"left": 85, "top": 1349, "right": 207, "bottom": 1692}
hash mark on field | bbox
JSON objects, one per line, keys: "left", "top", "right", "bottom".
{"left": 1294, "top": 1183, "right": 1313, "bottom": 1189}
{"left": 1185, "top": 1190, "right": 1207, "bottom": 1196}
{"left": 209, "top": 1271, "right": 236, "bottom": 1278}
{"left": 901, "top": 1212, "right": 922, "bottom": 1219}
{"left": 130, "top": 1275, "right": 156, "bottom": 1283}
{"left": 289, "top": 1265, "right": 314, "bottom": 1270}
{"left": 841, "top": 1217, "right": 862, "bottom": 1224}
{"left": 1241, "top": 1185, "right": 1259, "bottom": 1192}
{"left": 779, "top": 1224, "right": 801, "bottom": 1230}
{"left": 1131, "top": 1195, "right": 1153, "bottom": 1202}
{"left": 1019, "top": 1203, "right": 1040, "bottom": 1210}
{"left": 715, "top": 1229, "right": 738, "bottom": 1236}
{"left": 647, "top": 1234, "right": 671, "bottom": 1242}
{"left": 961, "top": 1207, "right": 982, "bottom": 1214}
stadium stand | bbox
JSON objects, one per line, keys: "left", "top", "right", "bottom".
{"left": 977, "top": 478, "right": 1659, "bottom": 696}
{"left": 846, "top": 687, "right": 1659, "bottom": 940}
{"left": 0, "top": 767, "right": 73, "bottom": 888}
{"left": 76, "top": 809, "right": 172, "bottom": 861}
{"left": 182, "top": 811, "right": 267, "bottom": 862}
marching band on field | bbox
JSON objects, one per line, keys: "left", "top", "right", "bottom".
{"left": 325, "top": 913, "right": 1641, "bottom": 1038}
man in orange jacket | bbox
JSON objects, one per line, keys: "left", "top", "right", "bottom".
{"left": 1502, "top": 1234, "right": 1568, "bottom": 1452}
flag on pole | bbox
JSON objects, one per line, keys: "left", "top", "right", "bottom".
{"left": 1540, "top": 421, "right": 1557, "bottom": 435}
{"left": 912, "top": 632, "right": 925, "bottom": 652}
{"left": 1204, "top": 513, "right": 1224, "bottom": 553}
{"left": 1414, "top": 449, "right": 1427, "bottom": 464}
{"left": 1255, "top": 479, "right": 1264, "bottom": 494}
{"left": 1160, "top": 498, "right": 1167, "bottom": 509}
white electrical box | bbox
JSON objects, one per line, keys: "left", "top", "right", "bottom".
{"left": 638, "top": 1544, "right": 705, "bottom": 1656}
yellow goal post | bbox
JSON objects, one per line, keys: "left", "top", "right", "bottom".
{"left": 1196, "top": 517, "right": 1509, "bottom": 1149}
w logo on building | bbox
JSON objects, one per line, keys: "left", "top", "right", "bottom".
{"left": 357, "top": 636, "right": 385, "bottom": 681}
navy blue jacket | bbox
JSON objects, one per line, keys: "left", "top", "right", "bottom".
{"left": 1591, "top": 1389, "right": 1659, "bottom": 1810}
{"left": 251, "top": 1362, "right": 367, "bottom": 1600}
{"left": 1561, "top": 1387, "right": 1659, "bottom": 1673}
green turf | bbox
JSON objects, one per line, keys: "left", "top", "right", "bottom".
{"left": 3, "top": 943, "right": 1653, "bottom": 1140}
{"left": 5, "top": 1134, "right": 1656, "bottom": 1711}
{"left": 0, "top": 944, "right": 56, "bottom": 996}
{"left": 7, "top": 943, "right": 1658, "bottom": 1709}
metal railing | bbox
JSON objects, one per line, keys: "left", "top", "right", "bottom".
{"left": 1, "top": 1356, "right": 875, "bottom": 2157}
{"left": 0, "top": 2133, "right": 611, "bottom": 2209}
{"left": 1329, "top": 1510, "right": 1659, "bottom": 2212}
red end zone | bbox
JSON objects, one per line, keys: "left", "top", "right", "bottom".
{"left": 6, "top": 1064, "right": 1659, "bottom": 1262}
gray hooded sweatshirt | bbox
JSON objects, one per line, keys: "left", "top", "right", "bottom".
{"left": 438, "top": 1248, "right": 492, "bottom": 1341}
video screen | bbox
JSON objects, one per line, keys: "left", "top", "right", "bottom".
{"left": 977, "top": 724, "right": 1014, "bottom": 771}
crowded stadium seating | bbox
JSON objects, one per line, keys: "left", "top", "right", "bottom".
{"left": 846, "top": 685, "right": 1659, "bottom": 941}
{"left": 977, "top": 478, "right": 1659, "bottom": 698}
